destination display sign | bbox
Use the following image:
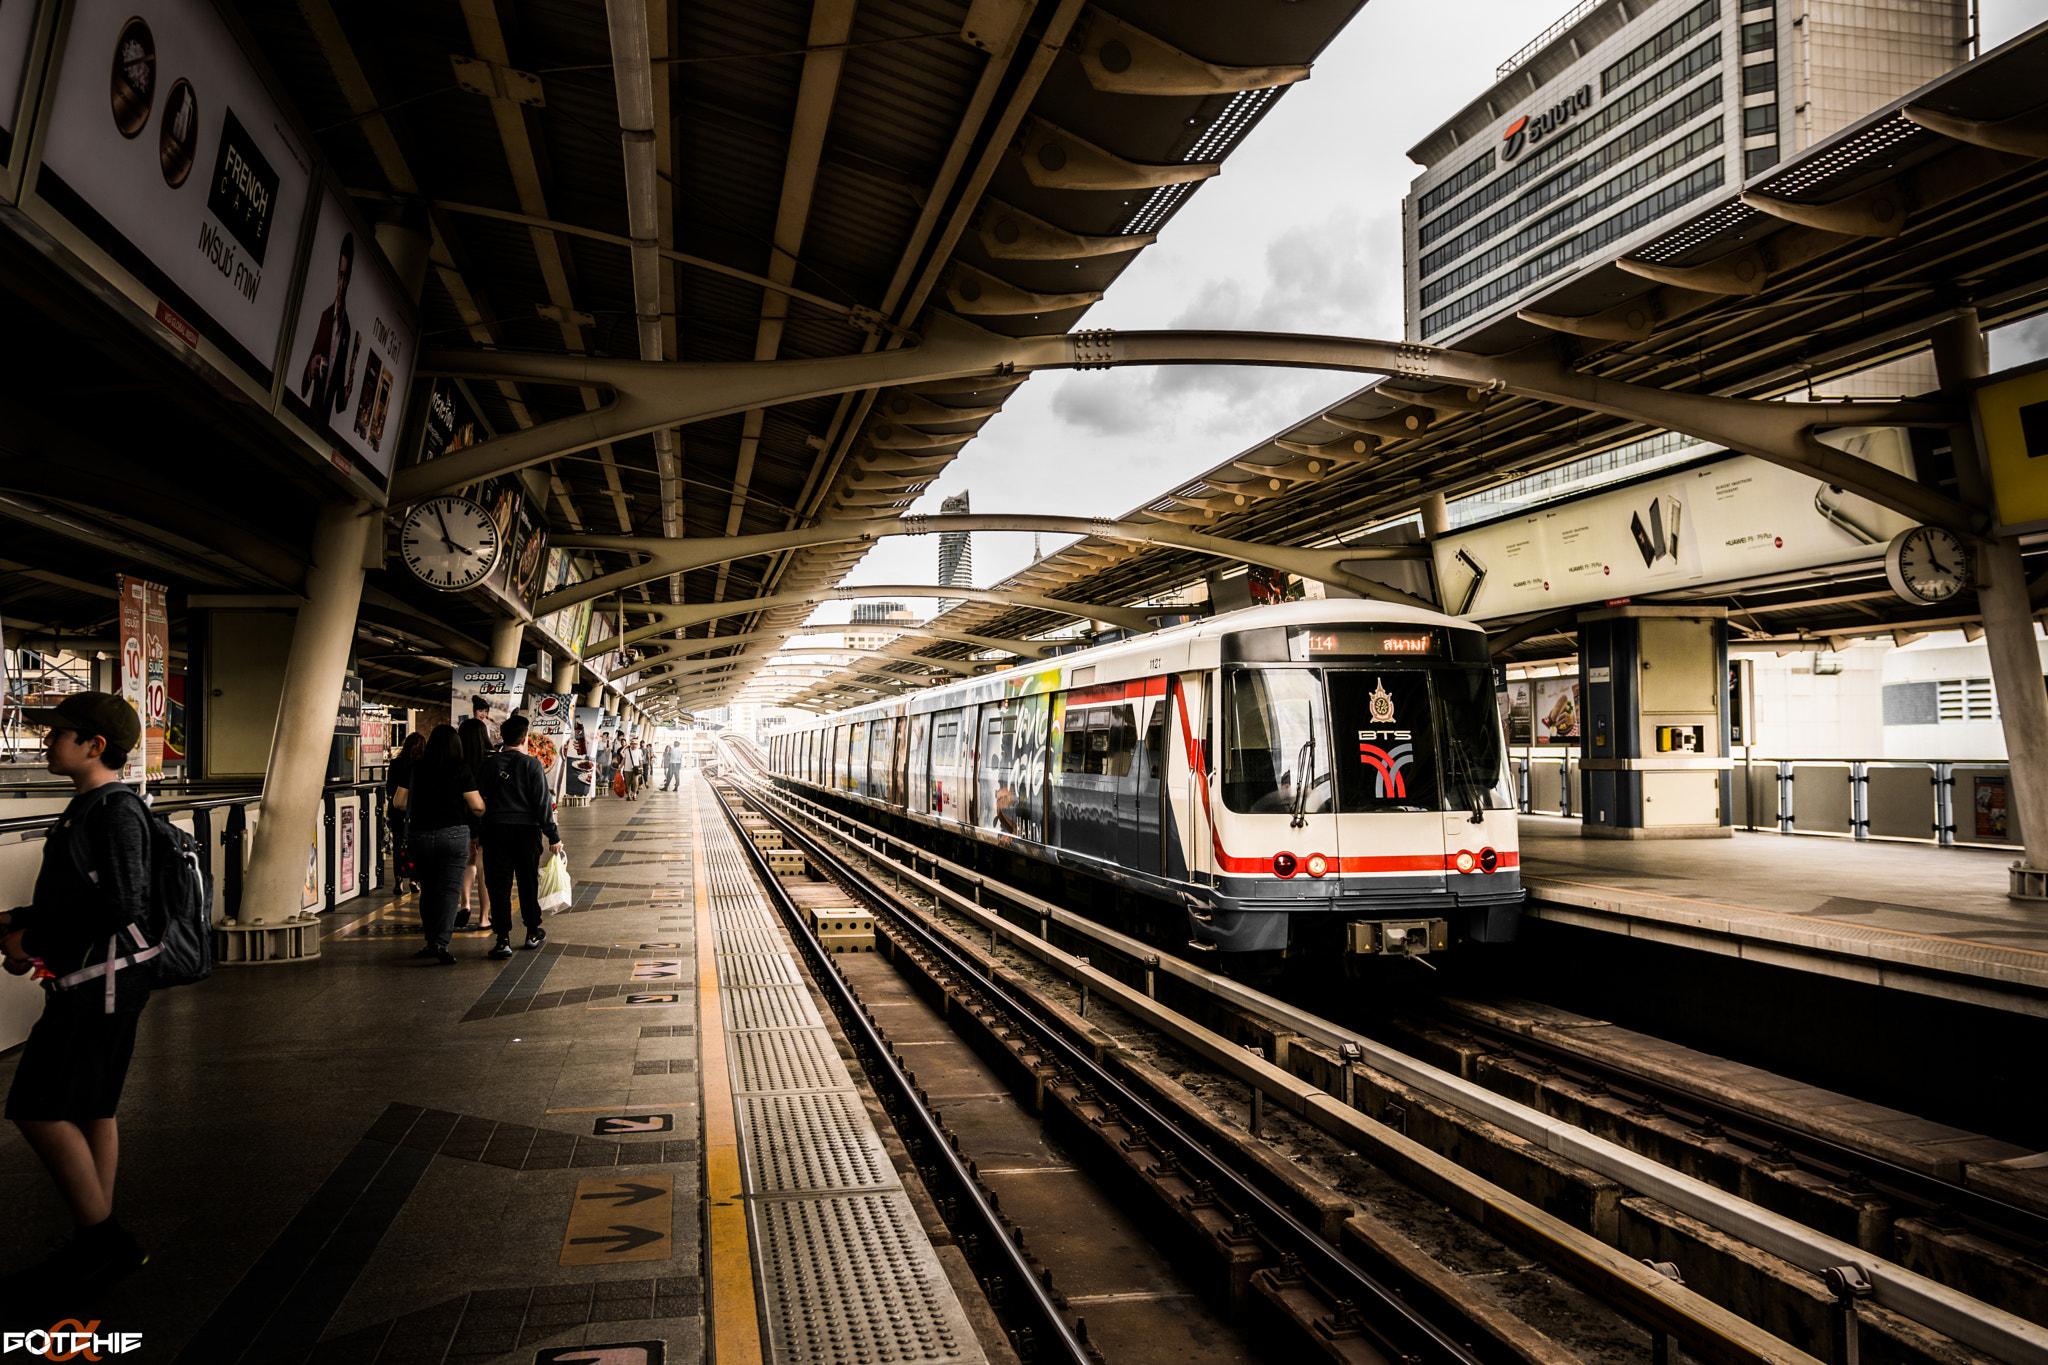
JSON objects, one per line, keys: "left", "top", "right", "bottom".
{"left": 1429, "top": 429, "right": 1920, "bottom": 618}
{"left": 1292, "top": 629, "right": 1444, "bottom": 659}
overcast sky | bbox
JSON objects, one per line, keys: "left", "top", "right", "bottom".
{"left": 793, "top": 0, "right": 2048, "bottom": 633}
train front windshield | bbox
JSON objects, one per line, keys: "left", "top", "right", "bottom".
{"left": 1224, "top": 666, "right": 1513, "bottom": 816}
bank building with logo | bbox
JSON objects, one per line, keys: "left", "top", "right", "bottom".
{"left": 1401, "top": 0, "right": 1971, "bottom": 344}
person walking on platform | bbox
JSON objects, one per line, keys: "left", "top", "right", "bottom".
{"left": 477, "top": 714, "right": 564, "bottom": 960}
{"left": 0, "top": 693, "right": 155, "bottom": 1300}
{"left": 456, "top": 718, "right": 493, "bottom": 927}
{"left": 385, "top": 731, "right": 426, "bottom": 895}
{"left": 663, "top": 743, "right": 681, "bottom": 791}
{"left": 390, "top": 724, "right": 483, "bottom": 966}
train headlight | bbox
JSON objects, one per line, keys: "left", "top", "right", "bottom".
{"left": 1272, "top": 852, "right": 1298, "bottom": 878}
{"left": 1454, "top": 850, "right": 1477, "bottom": 874}
{"left": 1305, "top": 854, "right": 1329, "bottom": 878}
{"left": 1478, "top": 847, "right": 1499, "bottom": 873}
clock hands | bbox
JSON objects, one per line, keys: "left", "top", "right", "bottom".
{"left": 433, "top": 506, "right": 464, "bottom": 556}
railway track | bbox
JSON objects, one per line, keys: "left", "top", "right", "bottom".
{"left": 711, "top": 776, "right": 1499, "bottom": 1365}
{"left": 714, "top": 737, "right": 2048, "bottom": 1365}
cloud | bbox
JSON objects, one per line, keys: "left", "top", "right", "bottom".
{"left": 1048, "top": 375, "right": 1154, "bottom": 436}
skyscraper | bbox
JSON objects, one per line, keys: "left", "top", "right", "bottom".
{"left": 938, "top": 490, "right": 971, "bottom": 613}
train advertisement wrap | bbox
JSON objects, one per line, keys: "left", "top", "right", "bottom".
{"left": 33, "top": 0, "right": 314, "bottom": 387}
{"left": 1430, "top": 429, "right": 1918, "bottom": 617}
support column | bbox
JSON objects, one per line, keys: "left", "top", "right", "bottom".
{"left": 557, "top": 657, "right": 580, "bottom": 694}
{"left": 585, "top": 678, "right": 605, "bottom": 708}
{"left": 1933, "top": 313, "right": 2048, "bottom": 886}
{"left": 489, "top": 618, "right": 523, "bottom": 669}
{"left": 1419, "top": 491, "right": 1450, "bottom": 539}
{"left": 242, "top": 500, "right": 375, "bottom": 923}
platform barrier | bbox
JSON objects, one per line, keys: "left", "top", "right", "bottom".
{"left": 1516, "top": 755, "right": 2018, "bottom": 854}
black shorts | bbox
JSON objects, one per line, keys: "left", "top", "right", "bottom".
{"left": 4, "top": 994, "right": 142, "bottom": 1122}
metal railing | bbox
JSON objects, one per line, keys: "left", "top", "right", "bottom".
{"left": 1497, "top": 0, "right": 1605, "bottom": 77}
{"left": 0, "top": 780, "right": 389, "bottom": 923}
{"left": 1510, "top": 754, "right": 2017, "bottom": 851}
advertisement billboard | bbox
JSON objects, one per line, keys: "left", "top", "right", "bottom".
{"left": 568, "top": 706, "right": 603, "bottom": 799}
{"left": 451, "top": 665, "right": 527, "bottom": 746}
{"left": 1430, "top": 430, "right": 1920, "bottom": 619}
{"left": 0, "top": 0, "right": 43, "bottom": 168}
{"left": 279, "top": 187, "right": 417, "bottom": 490}
{"left": 32, "top": 0, "right": 315, "bottom": 389}
{"left": 528, "top": 692, "right": 574, "bottom": 805}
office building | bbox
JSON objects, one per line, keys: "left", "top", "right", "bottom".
{"left": 1402, "top": 0, "right": 1969, "bottom": 343}
{"left": 938, "top": 490, "right": 972, "bottom": 612}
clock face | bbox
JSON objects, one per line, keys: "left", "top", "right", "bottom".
{"left": 400, "top": 496, "right": 503, "bottom": 591}
{"left": 1885, "top": 525, "right": 1967, "bottom": 605}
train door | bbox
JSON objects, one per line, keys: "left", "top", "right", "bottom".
{"left": 1166, "top": 673, "right": 1212, "bottom": 886}
{"left": 1129, "top": 680, "right": 1168, "bottom": 873}
{"left": 906, "top": 714, "right": 930, "bottom": 813}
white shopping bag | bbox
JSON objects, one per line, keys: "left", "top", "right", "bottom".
{"left": 537, "top": 853, "right": 573, "bottom": 913}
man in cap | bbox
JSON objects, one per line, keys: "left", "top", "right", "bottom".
{"left": 0, "top": 693, "right": 154, "bottom": 1300}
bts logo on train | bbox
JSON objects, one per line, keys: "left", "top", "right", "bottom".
{"left": 1501, "top": 84, "right": 1593, "bottom": 162}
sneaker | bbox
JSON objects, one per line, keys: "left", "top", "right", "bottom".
{"left": 486, "top": 939, "right": 513, "bottom": 961}
{"left": 521, "top": 928, "right": 548, "bottom": 951}
{"left": 410, "top": 946, "right": 439, "bottom": 960}
{"left": 435, "top": 949, "right": 457, "bottom": 966}
{"left": 453, "top": 907, "right": 470, "bottom": 929}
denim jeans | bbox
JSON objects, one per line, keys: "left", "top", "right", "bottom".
{"left": 413, "top": 825, "right": 471, "bottom": 950}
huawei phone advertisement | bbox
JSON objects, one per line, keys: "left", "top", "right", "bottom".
{"left": 1430, "top": 429, "right": 1920, "bottom": 618}
{"left": 281, "top": 188, "right": 418, "bottom": 488}
{"left": 33, "top": 0, "right": 313, "bottom": 386}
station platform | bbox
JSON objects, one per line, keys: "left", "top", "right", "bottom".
{"left": 0, "top": 778, "right": 987, "bottom": 1365}
{"left": 1519, "top": 815, "right": 2048, "bottom": 1018}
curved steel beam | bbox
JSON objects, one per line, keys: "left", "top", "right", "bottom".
{"left": 622, "top": 647, "right": 985, "bottom": 690}
{"left": 407, "top": 318, "right": 1968, "bottom": 534}
{"left": 585, "top": 584, "right": 1154, "bottom": 656}
{"left": 542, "top": 513, "right": 1428, "bottom": 615}
{"left": 603, "top": 624, "right": 1049, "bottom": 680}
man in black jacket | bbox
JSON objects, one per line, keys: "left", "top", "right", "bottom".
{"left": 0, "top": 693, "right": 154, "bottom": 1300}
{"left": 477, "top": 713, "right": 565, "bottom": 960}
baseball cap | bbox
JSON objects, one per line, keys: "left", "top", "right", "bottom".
{"left": 22, "top": 692, "right": 142, "bottom": 751}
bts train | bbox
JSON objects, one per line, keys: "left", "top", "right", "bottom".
{"left": 763, "top": 599, "right": 1522, "bottom": 961}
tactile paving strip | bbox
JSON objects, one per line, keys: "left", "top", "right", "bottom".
{"left": 742, "top": 1091, "right": 894, "bottom": 1193}
{"left": 694, "top": 782, "right": 985, "bottom": 1365}
{"left": 733, "top": 1027, "right": 845, "bottom": 1095}
{"left": 759, "top": 1194, "right": 975, "bottom": 1364}
{"left": 722, "top": 953, "right": 805, "bottom": 988}
{"left": 723, "top": 984, "right": 818, "bottom": 1033}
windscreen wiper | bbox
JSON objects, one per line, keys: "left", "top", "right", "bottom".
{"left": 1290, "top": 737, "right": 1315, "bottom": 830}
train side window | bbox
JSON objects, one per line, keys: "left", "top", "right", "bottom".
{"left": 1061, "top": 705, "right": 1090, "bottom": 773}
{"left": 1103, "top": 705, "right": 1136, "bottom": 778}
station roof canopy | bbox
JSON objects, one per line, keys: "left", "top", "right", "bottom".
{"left": 789, "top": 21, "right": 2048, "bottom": 703}
{"left": 0, "top": 0, "right": 1365, "bottom": 710}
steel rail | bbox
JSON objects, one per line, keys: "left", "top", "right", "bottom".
{"left": 704, "top": 782, "right": 1097, "bottom": 1365}
{"left": 727, "top": 751, "right": 2048, "bottom": 1365}
{"left": 1438, "top": 1010, "right": 2048, "bottom": 1250}
{"left": 719, "top": 754, "right": 1826, "bottom": 1365}
{"left": 724, "top": 776, "right": 1488, "bottom": 1365}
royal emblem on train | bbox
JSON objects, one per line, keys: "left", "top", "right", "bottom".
{"left": 1369, "top": 677, "right": 1396, "bottom": 725}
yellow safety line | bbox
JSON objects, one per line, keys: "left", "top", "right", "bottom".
{"left": 694, "top": 787, "right": 765, "bottom": 1365}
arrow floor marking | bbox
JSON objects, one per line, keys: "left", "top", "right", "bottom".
{"left": 559, "top": 1173, "right": 674, "bottom": 1266}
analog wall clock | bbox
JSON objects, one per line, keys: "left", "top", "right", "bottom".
{"left": 1883, "top": 525, "right": 1969, "bottom": 606}
{"left": 400, "top": 495, "right": 502, "bottom": 591}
